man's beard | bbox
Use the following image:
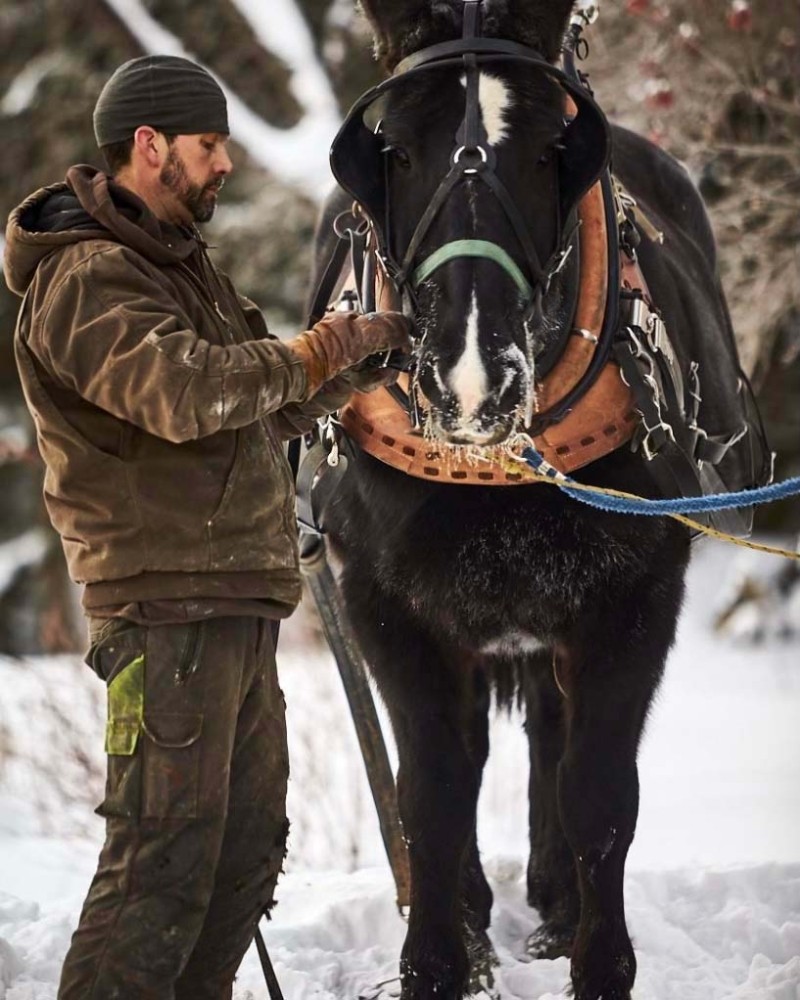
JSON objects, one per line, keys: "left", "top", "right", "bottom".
{"left": 160, "top": 148, "right": 223, "bottom": 224}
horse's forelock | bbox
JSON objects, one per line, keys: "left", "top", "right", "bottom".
{"left": 379, "top": 0, "right": 573, "bottom": 67}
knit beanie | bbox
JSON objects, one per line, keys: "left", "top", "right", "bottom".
{"left": 93, "top": 55, "right": 229, "bottom": 147}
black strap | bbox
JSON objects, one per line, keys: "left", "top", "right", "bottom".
{"left": 303, "top": 557, "right": 411, "bottom": 909}
{"left": 480, "top": 168, "right": 553, "bottom": 289}
{"left": 399, "top": 166, "right": 467, "bottom": 282}
{"left": 694, "top": 430, "right": 741, "bottom": 467}
{"left": 462, "top": 0, "right": 481, "bottom": 41}
{"left": 387, "top": 381, "right": 413, "bottom": 412}
{"left": 255, "top": 926, "right": 286, "bottom": 1000}
{"left": 307, "top": 234, "right": 351, "bottom": 327}
{"left": 395, "top": 37, "right": 578, "bottom": 78}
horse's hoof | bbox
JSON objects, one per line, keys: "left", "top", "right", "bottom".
{"left": 524, "top": 922, "right": 573, "bottom": 960}
{"left": 465, "top": 926, "right": 500, "bottom": 997}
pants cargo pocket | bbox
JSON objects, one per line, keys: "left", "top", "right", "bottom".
{"left": 141, "top": 712, "right": 204, "bottom": 820}
{"left": 91, "top": 627, "right": 148, "bottom": 820}
{"left": 98, "top": 656, "right": 146, "bottom": 817}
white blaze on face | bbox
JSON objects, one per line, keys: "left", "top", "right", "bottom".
{"left": 460, "top": 72, "right": 514, "bottom": 146}
{"left": 443, "top": 74, "right": 515, "bottom": 429}
{"left": 479, "top": 73, "right": 514, "bottom": 145}
{"left": 448, "top": 289, "right": 488, "bottom": 420}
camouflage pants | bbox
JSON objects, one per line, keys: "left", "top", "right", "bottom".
{"left": 58, "top": 616, "right": 289, "bottom": 1000}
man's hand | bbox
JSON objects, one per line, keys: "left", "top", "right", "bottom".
{"left": 286, "top": 311, "right": 413, "bottom": 396}
{"left": 341, "top": 365, "right": 401, "bottom": 395}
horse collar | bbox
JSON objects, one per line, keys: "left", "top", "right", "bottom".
{"left": 339, "top": 179, "right": 640, "bottom": 486}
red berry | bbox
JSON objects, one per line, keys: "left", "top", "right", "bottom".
{"left": 626, "top": 0, "right": 649, "bottom": 13}
{"left": 644, "top": 79, "right": 675, "bottom": 110}
{"left": 727, "top": 0, "right": 753, "bottom": 31}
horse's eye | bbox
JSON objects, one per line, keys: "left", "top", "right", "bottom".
{"left": 392, "top": 147, "right": 412, "bottom": 170}
{"left": 538, "top": 135, "right": 566, "bottom": 166}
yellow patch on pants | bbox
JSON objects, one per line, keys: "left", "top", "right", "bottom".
{"left": 105, "top": 655, "right": 144, "bottom": 755}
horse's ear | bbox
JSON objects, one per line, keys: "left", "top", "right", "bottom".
{"left": 491, "top": 0, "right": 575, "bottom": 61}
{"left": 358, "top": 0, "right": 435, "bottom": 69}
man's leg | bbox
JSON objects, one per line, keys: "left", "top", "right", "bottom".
{"left": 175, "top": 618, "right": 289, "bottom": 999}
{"left": 58, "top": 617, "right": 258, "bottom": 1000}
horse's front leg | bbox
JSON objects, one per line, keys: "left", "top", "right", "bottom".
{"left": 558, "top": 580, "right": 683, "bottom": 1000}
{"left": 523, "top": 650, "right": 580, "bottom": 957}
{"left": 460, "top": 666, "right": 496, "bottom": 991}
{"left": 392, "top": 656, "right": 479, "bottom": 1000}
{"left": 353, "top": 602, "right": 479, "bottom": 1000}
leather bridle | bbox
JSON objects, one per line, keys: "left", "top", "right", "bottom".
{"left": 330, "top": 0, "right": 610, "bottom": 320}
{"left": 327, "top": 0, "right": 621, "bottom": 428}
{"left": 389, "top": 7, "right": 570, "bottom": 316}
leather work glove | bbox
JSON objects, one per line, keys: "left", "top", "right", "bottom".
{"left": 342, "top": 365, "right": 401, "bottom": 395}
{"left": 286, "top": 311, "right": 413, "bottom": 396}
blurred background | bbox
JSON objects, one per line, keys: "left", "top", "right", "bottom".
{"left": 0, "top": 0, "right": 798, "bottom": 656}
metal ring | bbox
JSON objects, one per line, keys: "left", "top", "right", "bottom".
{"left": 333, "top": 208, "right": 370, "bottom": 240}
{"left": 453, "top": 145, "right": 488, "bottom": 166}
{"left": 571, "top": 327, "right": 599, "bottom": 343}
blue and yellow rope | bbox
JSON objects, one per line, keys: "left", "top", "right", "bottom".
{"left": 496, "top": 447, "right": 800, "bottom": 562}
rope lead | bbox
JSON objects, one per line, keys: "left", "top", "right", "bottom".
{"left": 515, "top": 447, "right": 800, "bottom": 562}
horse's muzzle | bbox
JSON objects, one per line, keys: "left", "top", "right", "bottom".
{"left": 418, "top": 356, "right": 529, "bottom": 446}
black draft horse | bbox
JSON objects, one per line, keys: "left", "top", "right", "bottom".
{"left": 309, "top": 1, "right": 766, "bottom": 998}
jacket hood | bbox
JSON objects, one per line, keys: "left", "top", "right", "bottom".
{"left": 3, "top": 164, "right": 196, "bottom": 296}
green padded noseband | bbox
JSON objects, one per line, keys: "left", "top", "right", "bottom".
{"left": 411, "top": 240, "right": 535, "bottom": 302}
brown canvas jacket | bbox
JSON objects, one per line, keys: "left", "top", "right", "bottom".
{"left": 4, "top": 165, "right": 351, "bottom": 614}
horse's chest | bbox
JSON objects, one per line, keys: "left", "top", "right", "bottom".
{"left": 430, "top": 529, "right": 618, "bottom": 642}
{"left": 359, "top": 497, "right": 642, "bottom": 647}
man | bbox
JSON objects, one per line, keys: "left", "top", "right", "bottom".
{"left": 3, "top": 55, "right": 411, "bottom": 998}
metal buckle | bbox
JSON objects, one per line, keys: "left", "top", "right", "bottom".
{"left": 626, "top": 325, "right": 648, "bottom": 360}
{"left": 640, "top": 415, "right": 675, "bottom": 461}
{"left": 629, "top": 298, "right": 672, "bottom": 362}
{"left": 626, "top": 327, "right": 675, "bottom": 460}
{"left": 646, "top": 314, "right": 668, "bottom": 356}
{"left": 319, "top": 414, "right": 344, "bottom": 468}
{"left": 570, "top": 1, "right": 600, "bottom": 29}
{"left": 628, "top": 296, "right": 649, "bottom": 332}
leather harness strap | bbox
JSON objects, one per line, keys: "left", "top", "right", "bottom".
{"left": 339, "top": 180, "right": 642, "bottom": 485}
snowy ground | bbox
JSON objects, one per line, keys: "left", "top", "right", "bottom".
{"left": 0, "top": 544, "right": 798, "bottom": 999}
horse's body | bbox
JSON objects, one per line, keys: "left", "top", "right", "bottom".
{"left": 308, "top": 3, "right": 763, "bottom": 998}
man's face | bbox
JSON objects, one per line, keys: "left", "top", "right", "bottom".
{"left": 158, "top": 133, "right": 232, "bottom": 224}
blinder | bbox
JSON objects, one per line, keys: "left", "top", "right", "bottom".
{"left": 330, "top": 38, "right": 611, "bottom": 262}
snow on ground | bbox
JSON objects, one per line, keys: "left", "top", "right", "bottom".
{"left": 0, "top": 543, "right": 799, "bottom": 999}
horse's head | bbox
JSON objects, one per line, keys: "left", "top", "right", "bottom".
{"left": 333, "top": 0, "right": 609, "bottom": 445}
